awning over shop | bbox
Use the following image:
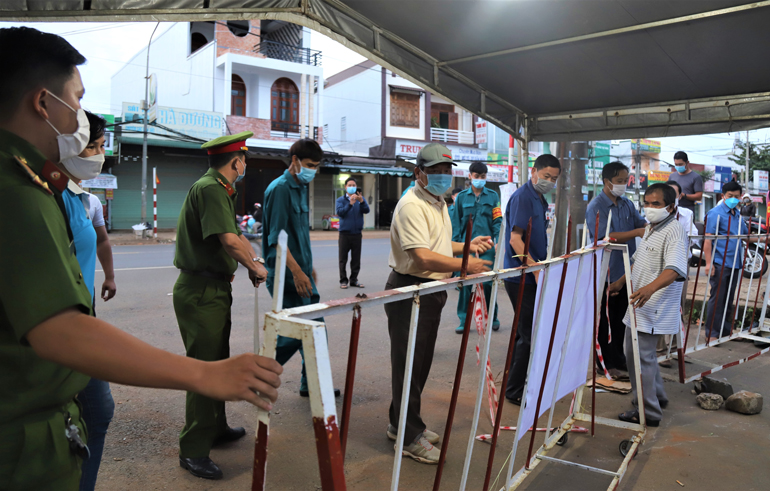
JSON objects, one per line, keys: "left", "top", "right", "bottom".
{"left": 326, "top": 163, "right": 412, "bottom": 177}
{"left": 6, "top": 1, "right": 770, "bottom": 142}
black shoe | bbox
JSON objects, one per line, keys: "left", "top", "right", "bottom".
{"left": 618, "top": 409, "right": 660, "bottom": 427}
{"left": 505, "top": 396, "right": 522, "bottom": 406}
{"left": 300, "top": 388, "right": 341, "bottom": 397}
{"left": 660, "top": 400, "right": 669, "bottom": 410}
{"left": 179, "top": 456, "right": 223, "bottom": 480}
{"left": 212, "top": 426, "right": 246, "bottom": 447}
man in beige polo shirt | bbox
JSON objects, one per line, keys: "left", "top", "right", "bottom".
{"left": 385, "top": 142, "right": 492, "bottom": 464}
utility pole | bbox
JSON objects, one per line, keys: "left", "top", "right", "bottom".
{"left": 552, "top": 141, "right": 588, "bottom": 255}
{"left": 746, "top": 130, "right": 750, "bottom": 191}
{"left": 635, "top": 142, "right": 641, "bottom": 210}
{"left": 141, "top": 22, "right": 160, "bottom": 238}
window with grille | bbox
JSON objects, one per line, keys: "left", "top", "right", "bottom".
{"left": 231, "top": 75, "right": 246, "bottom": 116}
{"left": 270, "top": 78, "right": 299, "bottom": 132}
{"left": 390, "top": 92, "right": 420, "bottom": 128}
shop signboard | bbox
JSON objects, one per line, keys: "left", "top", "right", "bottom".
{"left": 753, "top": 170, "right": 768, "bottom": 191}
{"left": 648, "top": 170, "right": 671, "bottom": 184}
{"left": 122, "top": 102, "right": 223, "bottom": 142}
{"left": 714, "top": 166, "right": 731, "bottom": 193}
{"left": 96, "top": 113, "right": 115, "bottom": 156}
{"left": 631, "top": 138, "right": 661, "bottom": 153}
{"left": 395, "top": 140, "right": 488, "bottom": 163}
{"left": 475, "top": 120, "right": 487, "bottom": 144}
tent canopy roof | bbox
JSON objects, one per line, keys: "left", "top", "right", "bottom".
{"left": 5, "top": 0, "right": 770, "bottom": 141}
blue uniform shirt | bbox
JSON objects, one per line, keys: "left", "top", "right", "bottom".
{"left": 504, "top": 180, "right": 548, "bottom": 285}
{"left": 452, "top": 186, "right": 502, "bottom": 262}
{"left": 335, "top": 194, "right": 370, "bottom": 234}
{"left": 62, "top": 186, "right": 97, "bottom": 299}
{"left": 585, "top": 191, "right": 647, "bottom": 283}
{"left": 263, "top": 170, "right": 313, "bottom": 287}
{"left": 706, "top": 202, "right": 747, "bottom": 268}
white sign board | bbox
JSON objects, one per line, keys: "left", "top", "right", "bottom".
{"left": 81, "top": 173, "right": 118, "bottom": 190}
{"left": 754, "top": 170, "right": 768, "bottom": 191}
{"left": 517, "top": 250, "right": 602, "bottom": 441}
{"left": 475, "top": 120, "right": 487, "bottom": 144}
{"left": 395, "top": 140, "right": 488, "bottom": 163}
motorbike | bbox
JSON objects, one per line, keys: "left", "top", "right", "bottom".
{"left": 236, "top": 214, "right": 262, "bottom": 241}
{"left": 689, "top": 217, "right": 767, "bottom": 279}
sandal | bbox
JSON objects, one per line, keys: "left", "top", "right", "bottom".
{"left": 340, "top": 283, "right": 348, "bottom": 289}
{"left": 618, "top": 409, "right": 659, "bottom": 427}
{"left": 350, "top": 282, "right": 365, "bottom": 288}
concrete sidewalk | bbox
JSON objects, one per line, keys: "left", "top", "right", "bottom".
{"left": 106, "top": 229, "right": 390, "bottom": 246}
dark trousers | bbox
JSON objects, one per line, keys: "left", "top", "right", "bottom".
{"left": 339, "top": 232, "right": 362, "bottom": 284}
{"left": 78, "top": 378, "right": 114, "bottom": 491}
{"left": 597, "top": 282, "right": 628, "bottom": 371}
{"left": 385, "top": 271, "right": 447, "bottom": 444}
{"left": 504, "top": 280, "right": 537, "bottom": 401}
{"left": 174, "top": 273, "right": 233, "bottom": 458}
{"left": 706, "top": 265, "right": 741, "bottom": 338}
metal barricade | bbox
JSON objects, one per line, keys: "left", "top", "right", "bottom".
{"left": 251, "top": 216, "right": 648, "bottom": 490}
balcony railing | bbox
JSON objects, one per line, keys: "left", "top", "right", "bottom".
{"left": 271, "top": 122, "right": 318, "bottom": 140}
{"left": 430, "top": 127, "right": 475, "bottom": 145}
{"left": 255, "top": 39, "right": 322, "bottom": 66}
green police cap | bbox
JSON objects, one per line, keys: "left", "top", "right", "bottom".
{"left": 416, "top": 142, "right": 457, "bottom": 167}
{"left": 202, "top": 131, "right": 254, "bottom": 155}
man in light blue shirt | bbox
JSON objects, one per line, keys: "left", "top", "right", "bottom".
{"left": 585, "top": 161, "right": 646, "bottom": 376}
{"left": 703, "top": 181, "right": 749, "bottom": 340}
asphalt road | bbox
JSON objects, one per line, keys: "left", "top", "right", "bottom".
{"left": 93, "top": 239, "right": 770, "bottom": 491}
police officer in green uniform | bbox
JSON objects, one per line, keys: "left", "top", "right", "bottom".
{"left": 263, "top": 139, "right": 340, "bottom": 397}
{"left": 0, "top": 27, "right": 283, "bottom": 491}
{"left": 173, "top": 131, "right": 270, "bottom": 480}
{"left": 453, "top": 161, "right": 502, "bottom": 333}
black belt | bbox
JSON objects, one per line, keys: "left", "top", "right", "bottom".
{"left": 180, "top": 269, "right": 234, "bottom": 283}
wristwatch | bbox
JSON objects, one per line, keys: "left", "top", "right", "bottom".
{"left": 252, "top": 256, "right": 265, "bottom": 264}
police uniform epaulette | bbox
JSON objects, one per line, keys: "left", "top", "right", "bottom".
{"left": 216, "top": 178, "right": 235, "bottom": 197}
{"left": 13, "top": 156, "right": 69, "bottom": 195}
{"left": 13, "top": 156, "right": 52, "bottom": 194}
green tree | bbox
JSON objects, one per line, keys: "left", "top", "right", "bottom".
{"left": 729, "top": 141, "right": 770, "bottom": 173}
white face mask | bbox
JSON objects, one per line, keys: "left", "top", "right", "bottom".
{"left": 644, "top": 206, "right": 671, "bottom": 224}
{"left": 62, "top": 153, "right": 105, "bottom": 181}
{"left": 44, "top": 91, "right": 90, "bottom": 163}
{"left": 610, "top": 183, "right": 627, "bottom": 197}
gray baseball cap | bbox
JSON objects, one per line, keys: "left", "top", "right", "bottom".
{"left": 416, "top": 142, "right": 457, "bottom": 167}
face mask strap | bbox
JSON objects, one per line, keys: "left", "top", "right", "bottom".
{"left": 46, "top": 90, "right": 77, "bottom": 113}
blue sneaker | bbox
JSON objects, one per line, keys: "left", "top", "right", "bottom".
{"left": 455, "top": 325, "right": 465, "bottom": 334}
{"left": 492, "top": 320, "right": 500, "bottom": 331}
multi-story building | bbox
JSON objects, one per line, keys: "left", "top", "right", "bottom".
{"left": 323, "top": 60, "right": 504, "bottom": 227}
{"left": 109, "top": 20, "right": 323, "bottom": 228}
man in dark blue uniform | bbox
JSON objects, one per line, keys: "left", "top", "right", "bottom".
{"left": 503, "top": 154, "right": 561, "bottom": 405}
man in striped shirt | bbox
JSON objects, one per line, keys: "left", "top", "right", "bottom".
{"left": 609, "top": 183, "right": 687, "bottom": 426}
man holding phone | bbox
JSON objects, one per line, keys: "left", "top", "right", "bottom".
{"left": 336, "top": 176, "right": 369, "bottom": 289}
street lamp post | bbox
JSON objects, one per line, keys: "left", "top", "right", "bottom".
{"left": 141, "top": 22, "right": 160, "bottom": 238}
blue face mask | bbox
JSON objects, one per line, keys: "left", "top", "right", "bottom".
{"left": 725, "top": 197, "right": 741, "bottom": 209}
{"left": 423, "top": 173, "right": 452, "bottom": 196}
{"left": 297, "top": 166, "right": 316, "bottom": 184}
{"left": 472, "top": 179, "right": 486, "bottom": 189}
{"left": 346, "top": 186, "right": 357, "bottom": 195}
{"left": 234, "top": 159, "right": 246, "bottom": 183}
{"left": 675, "top": 165, "right": 686, "bottom": 173}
